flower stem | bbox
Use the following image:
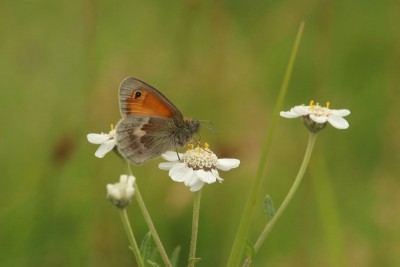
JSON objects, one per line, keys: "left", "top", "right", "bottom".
{"left": 226, "top": 21, "right": 305, "bottom": 267}
{"left": 242, "top": 133, "right": 318, "bottom": 267}
{"left": 119, "top": 208, "right": 144, "bottom": 267}
{"left": 127, "top": 164, "right": 172, "bottom": 267}
{"left": 188, "top": 190, "right": 202, "bottom": 267}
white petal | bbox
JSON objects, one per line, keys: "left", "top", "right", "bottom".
{"left": 108, "top": 129, "right": 116, "bottom": 138}
{"left": 107, "top": 185, "right": 121, "bottom": 199}
{"left": 158, "top": 161, "right": 179, "bottom": 170}
{"left": 280, "top": 110, "right": 300, "bottom": 118}
{"left": 217, "top": 158, "right": 240, "bottom": 171}
{"left": 293, "top": 106, "right": 310, "bottom": 115}
{"left": 182, "top": 168, "right": 194, "bottom": 182}
{"left": 119, "top": 174, "right": 128, "bottom": 183}
{"left": 190, "top": 180, "right": 205, "bottom": 192}
{"left": 169, "top": 163, "right": 187, "bottom": 177}
{"left": 112, "top": 190, "right": 122, "bottom": 199}
{"left": 127, "top": 175, "right": 136, "bottom": 186}
{"left": 95, "top": 139, "right": 116, "bottom": 158}
{"left": 106, "top": 184, "right": 114, "bottom": 195}
{"left": 185, "top": 171, "right": 200, "bottom": 186}
{"left": 161, "top": 151, "right": 182, "bottom": 161}
{"left": 169, "top": 163, "right": 193, "bottom": 182}
{"left": 330, "top": 109, "right": 350, "bottom": 117}
{"left": 212, "top": 169, "right": 223, "bottom": 182}
{"left": 309, "top": 114, "right": 328, "bottom": 123}
{"left": 197, "top": 170, "right": 216, "bottom": 184}
{"left": 328, "top": 115, "right": 349, "bottom": 129}
{"left": 87, "top": 133, "right": 109, "bottom": 144}
{"left": 126, "top": 188, "right": 134, "bottom": 198}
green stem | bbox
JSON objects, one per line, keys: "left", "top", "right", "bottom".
{"left": 188, "top": 190, "right": 202, "bottom": 267}
{"left": 226, "top": 21, "right": 305, "bottom": 267}
{"left": 119, "top": 209, "right": 145, "bottom": 267}
{"left": 242, "top": 133, "right": 318, "bottom": 267}
{"left": 128, "top": 164, "right": 172, "bottom": 267}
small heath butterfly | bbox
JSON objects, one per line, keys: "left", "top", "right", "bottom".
{"left": 115, "top": 77, "right": 200, "bottom": 165}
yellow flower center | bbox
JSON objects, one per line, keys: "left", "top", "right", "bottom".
{"left": 184, "top": 143, "right": 218, "bottom": 170}
{"left": 309, "top": 100, "right": 331, "bottom": 116}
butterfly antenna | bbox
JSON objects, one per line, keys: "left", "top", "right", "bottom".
{"left": 205, "top": 125, "right": 216, "bottom": 135}
{"left": 193, "top": 136, "right": 212, "bottom": 153}
{"left": 193, "top": 136, "right": 202, "bottom": 148}
{"left": 199, "top": 119, "right": 216, "bottom": 135}
{"left": 198, "top": 119, "right": 213, "bottom": 124}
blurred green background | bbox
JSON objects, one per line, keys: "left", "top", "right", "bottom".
{"left": 1, "top": 0, "right": 399, "bottom": 266}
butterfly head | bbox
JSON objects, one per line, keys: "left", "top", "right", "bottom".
{"left": 175, "top": 119, "right": 201, "bottom": 146}
{"left": 186, "top": 119, "right": 201, "bottom": 134}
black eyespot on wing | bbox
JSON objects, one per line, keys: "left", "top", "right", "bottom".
{"left": 134, "top": 90, "right": 142, "bottom": 99}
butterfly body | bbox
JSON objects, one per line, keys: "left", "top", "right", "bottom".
{"left": 115, "top": 77, "right": 200, "bottom": 165}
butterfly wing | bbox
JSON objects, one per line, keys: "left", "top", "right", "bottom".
{"left": 119, "top": 77, "right": 184, "bottom": 121}
{"left": 116, "top": 77, "right": 199, "bottom": 164}
{"left": 115, "top": 115, "right": 177, "bottom": 165}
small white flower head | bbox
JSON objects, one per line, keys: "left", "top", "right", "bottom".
{"left": 106, "top": 174, "right": 136, "bottom": 208}
{"left": 87, "top": 124, "right": 116, "bottom": 158}
{"left": 158, "top": 143, "right": 240, "bottom": 192}
{"left": 280, "top": 100, "right": 350, "bottom": 133}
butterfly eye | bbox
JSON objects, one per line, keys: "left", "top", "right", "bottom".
{"left": 134, "top": 90, "right": 142, "bottom": 99}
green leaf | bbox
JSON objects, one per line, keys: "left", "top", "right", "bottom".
{"left": 188, "top": 257, "right": 201, "bottom": 266}
{"left": 149, "top": 246, "right": 160, "bottom": 264}
{"left": 169, "top": 246, "right": 181, "bottom": 267}
{"left": 140, "top": 231, "right": 153, "bottom": 264}
{"left": 264, "top": 195, "right": 276, "bottom": 220}
{"left": 146, "top": 260, "right": 159, "bottom": 267}
{"left": 244, "top": 239, "right": 255, "bottom": 260}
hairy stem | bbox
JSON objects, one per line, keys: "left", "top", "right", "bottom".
{"left": 188, "top": 190, "right": 202, "bottom": 267}
{"left": 128, "top": 164, "right": 172, "bottom": 267}
{"left": 242, "top": 133, "right": 317, "bottom": 267}
{"left": 119, "top": 208, "right": 144, "bottom": 267}
{"left": 226, "top": 21, "right": 305, "bottom": 267}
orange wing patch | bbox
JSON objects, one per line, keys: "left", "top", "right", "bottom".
{"left": 126, "top": 89, "right": 174, "bottom": 118}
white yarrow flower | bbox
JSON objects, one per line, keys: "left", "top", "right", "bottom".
{"left": 106, "top": 174, "right": 136, "bottom": 208}
{"left": 87, "top": 127, "right": 116, "bottom": 158}
{"left": 280, "top": 100, "right": 350, "bottom": 132}
{"left": 159, "top": 144, "right": 240, "bottom": 192}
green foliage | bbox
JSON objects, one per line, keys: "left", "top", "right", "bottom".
{"left": 146, "top": 260, "right": 160, "bottom": 267}
{"left": 169, "top": 246, "right": 181, "bottom": 267}
{"left": 188, "top": 257, "right": 201, "bottom": 266}
{"left": 139, "top": 232, "right": 162, "bottom": 267}
{"left": 263, "top": 195, "right": 276, "bottom": 221}
{"left": 1, "top": 0, "right": 399, "bottom": 266}
{"left": 140, "top": 232, "right": 153, "bottom": 264}
{"left": 244, "top": 239, "right": 255, "bottom": 260}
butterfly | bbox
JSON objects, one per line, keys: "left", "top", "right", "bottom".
{"left": 115, "top": 77, "right": 201, "bottom": 165}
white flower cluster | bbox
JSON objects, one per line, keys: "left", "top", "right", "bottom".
{"left": 106, "top": 174, "right": 136, "bottom": 208}
{"left": 280, "top": 100, "right": 350, "bottom": 132}
{"left": 159, "top": 145, "right": 240, "bottom": 192}
{"left": 87, "top": 128, "right": 116, "bottom": 158}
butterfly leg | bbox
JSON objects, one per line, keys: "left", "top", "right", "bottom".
{"left": 172, "top": 137, "right": 181, "bottom": 161}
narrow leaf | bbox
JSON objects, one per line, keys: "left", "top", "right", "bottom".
{"left": 140, "top": 231, "right": 152, "bottom": 263}
{"left": 169, "top": 246, "right": 181, "bottom": 267}
{"left": 149, "top": 247, "right": 160, "bottom": 264}
{"left": 264, "top": 195, "right": 276, "bottom": 220}
{"left": 244, "top": 239, "right": 255, "bottom": 260}
{"left": 146, "top": 260, "right": 159, "bottom": 267}
{"left": 188, "top": 257, "right": 201, "bottom": 266}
